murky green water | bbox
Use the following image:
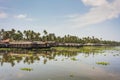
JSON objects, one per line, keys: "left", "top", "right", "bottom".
{"left": 0, "top": 46, "right": 120, "bottom": 80}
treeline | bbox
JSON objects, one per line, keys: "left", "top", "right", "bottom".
{"left": 0, "top": 29, "right": 120, "bottom": 45}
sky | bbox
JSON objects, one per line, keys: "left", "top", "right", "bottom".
{"left": 0, "top": 0, "right": 120, "bottom": 41}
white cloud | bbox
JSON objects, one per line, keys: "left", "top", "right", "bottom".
{"left": 67, "top": 0, "right": 120, "bottom": 28}
{"left": 15, "top": 14, "right": 27, "bottom": 19}
{"left": 14, "top": 14, "right": 33, "bottom": 21}
{"left": 82, "top": 0, "right": 108, "bottom": 6}
{"left": 0, "top": 12, "right": 7, "bottom": 19}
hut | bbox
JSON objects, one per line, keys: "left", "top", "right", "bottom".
{"left": 47, "top": 41, "right": 57, "bottom": 47}
{"left": 32, "top": 41, "right": 50, "bottom": 48}
{"left": 9, "top": 41, "right": 33, "bottom": 48}
{"left": 0, "top": 39, "right": 10, "bottom": 48}
{"left": 0, "top": 43, "right": 7, "bottom": 48}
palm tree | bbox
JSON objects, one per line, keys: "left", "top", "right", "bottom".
{"left": 17, "top": 30, "right": 23, "bottom": 40}
{"left": 34, "top": 32, "right": 40, "bottom": 41}
{"left": 11, "top": 28, "right": 15, "bottom": 33}
{"left": 0, "top": 29, "right": 4, "bottom": 40}
{"left": 43, "top": 30, "right": 48, "bottom": 36}
{"left": 24, "top": 30, "right": 29, "bottom": 40}
{"left": 1, "top": 29, "right": 4, "bottom": 33}
{"left": 48, "top": 33, "right": 56, "bottom": 41}
{"left": 43, "top": 30, "right": 48, "bottom": 41}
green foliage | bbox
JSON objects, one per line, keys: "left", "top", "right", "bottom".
{"left": 52, "top": 46, "right": 112, "bottom": 54}
{"left": 0, "top": 46, "right": 119, "bottom": 66}
{"left": 71, "top": 57, "right": 78, "bottom": 61}
{"left": 20, "top": 68, "right": 33, "bottom": 71}
{"left": 96, "top": 62, "right": 110, "bottom": 65}
{"left": 0, "top": 28, "right": 120, "bottom": 45}
{"left": 69, "top": 74, "right": 74, "bottom": 77}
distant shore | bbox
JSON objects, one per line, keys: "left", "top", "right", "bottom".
{"left": 0, "top": 29, "right": 120, "bottom": 48}
{"left": 0, "top": 41, "right": 119, "bottom": 49}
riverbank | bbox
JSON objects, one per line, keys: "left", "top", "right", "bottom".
{"left": 1, "top": 41, "right": 119, "bottom": 49}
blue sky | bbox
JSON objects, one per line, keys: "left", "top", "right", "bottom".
{"left": 0, "top": 0, "right": 120, "bottom": 41}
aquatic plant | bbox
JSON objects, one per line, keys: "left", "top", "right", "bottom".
{"left": 20, "top": 68, "right": 33, "bottom": 71}
{"left": 71, "top": 57, "right": 78, "bottom": 61}
{"left": 69, "top": 74, "right": 74, "bottom": 77}
{"left": 96, "top": 62, "right": 110, "bottom": 65}
{"left": 54, "top": 59, "right": 57, "bottom": 61}
{"left": 52, "top": 46, "right": 109, "bottom": 54}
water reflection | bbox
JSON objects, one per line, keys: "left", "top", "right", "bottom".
{"left": 0, "top": 50, "right": 78, "bottom": 66}
{"left": 0, "top": 46, "right": 120, "bottom": 80}
{"left": 0, "top": 46, "right": 119, "bottom": 67}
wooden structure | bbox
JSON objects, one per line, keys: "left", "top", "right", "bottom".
{"left": 0, "top": 41, "right": 50, "bottom": 49}
{"left": 0, "top": 39, "right": 9, "bottom": 48}
{"left": 32, "top": 41, "right": 50, "bottom": 48}
{"left": 0, "top": 40, "right": 106, "bottom": 49}
{"left": 9, "top": 41, "right": 50, "bottom": 49}
{"left": 0, "top": 43, "right": 8, "bottom": 48}
{"left": 9, "top": 42, "right": 33, "bottom": 48}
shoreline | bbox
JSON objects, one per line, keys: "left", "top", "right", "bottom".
{"left": 0, "top": 42, "right": 119, "bottom": 50}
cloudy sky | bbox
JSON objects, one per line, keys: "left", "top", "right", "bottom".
{"left": 0, "top": 0, "right": 120, "bottom": 41}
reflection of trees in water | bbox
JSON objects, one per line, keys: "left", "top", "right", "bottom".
{"left": 23, "top": 55, "right": 40, "bottom": 64}
{"left": 0, "top": 50, "right": 79, "bottom": 66}
{"left": 0, "top": 53, "right": 22, "bottom": 67}
{"left": 0, "top": 46, "right": 111, "bottom": 66}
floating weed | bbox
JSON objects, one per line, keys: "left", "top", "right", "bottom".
{"left": 113, "top": 55, "right": 116, "bottom": 56}
{"left": 71, "top": 57, "right": 78, "bottom": 61}
{"left": 96, "top": 62, "right": 110, "bottom": 66}
{"left": 116, "top": 54, "right": 119, "bottom": 56}
{"left": 113, "top": 54, "right": 119, "bottom": 56}
{"left": 69, "top": 74, "right": 74, "bottom": 77}
{"left": 20, "top": 68, "right": 33, "bottom": 71}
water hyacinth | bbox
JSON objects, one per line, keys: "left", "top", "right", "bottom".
{"left": 96, "top": 62, "right": 110, "bottom": 65}
{"left": 20, "top": 68, "right": 33, "bottom": 71}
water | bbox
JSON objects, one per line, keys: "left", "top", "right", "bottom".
{"left": 0, "top": 46, "right": 120, "bottom": 80}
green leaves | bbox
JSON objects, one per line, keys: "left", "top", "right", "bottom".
{"left": 20, "top": 68, "right": 33, "bottom": 71}
{"left": 96, "top": 62, "right": 110, "bottom": 65}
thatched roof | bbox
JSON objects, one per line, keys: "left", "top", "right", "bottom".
{"left": 33, "top": 41, "right": 46, "bottom": 44}
{"left": 0, "top": 39, "right": 10, "bottom": 43}
{"left": 9, "top": 41, "right": 46, "bottom": 44}
{"left": 9, "top": 41, "right": 33, "bottom": 44}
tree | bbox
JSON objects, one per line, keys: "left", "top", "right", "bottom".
{"left": 43, "top": 30, "right": 48, "bottom": 36}
{"left": 24, "top": 30, "right": 29, "bottom": 40}
{"left": 43, "top": 30, "right": 48, "bottom": 41}
{"left": 0, "top": 29, "right": 4, "bottom": 40}
{"left": 16, "top": 30, "right": 23, "bottom": 40}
